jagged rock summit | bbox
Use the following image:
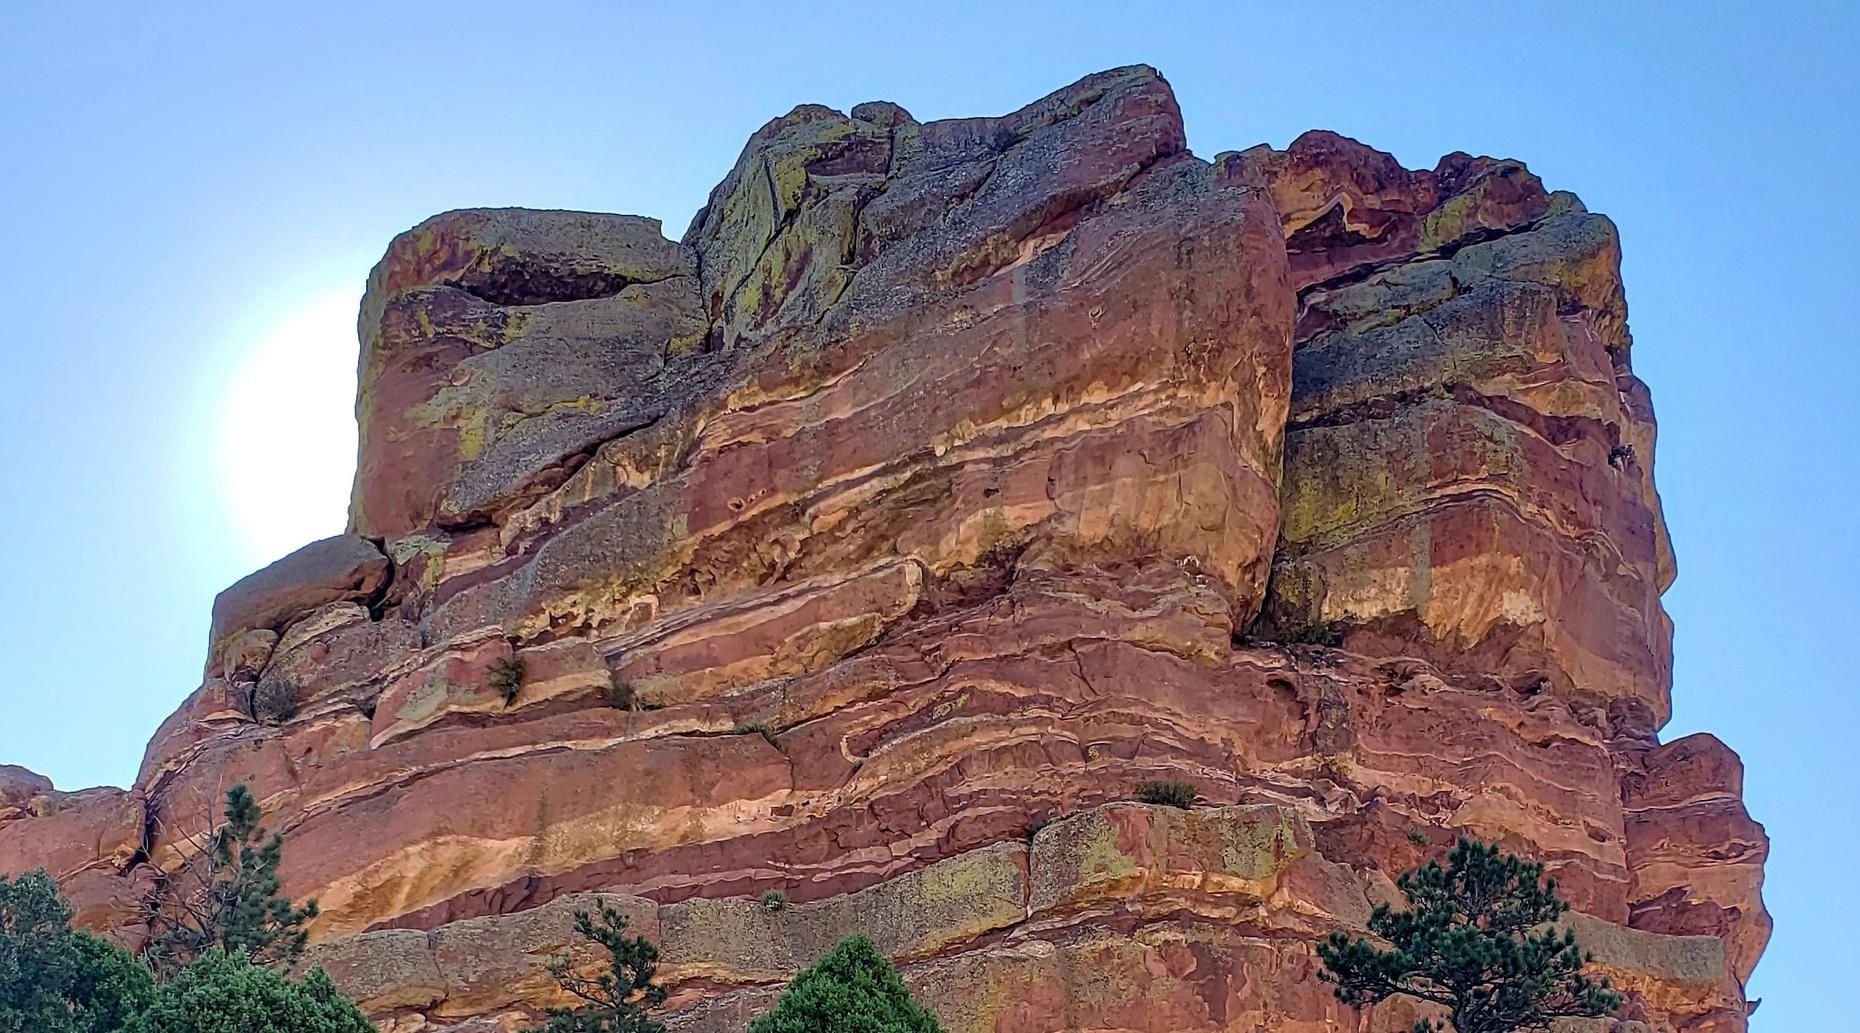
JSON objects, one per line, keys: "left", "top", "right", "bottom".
{"left": 1, "top": 66, "right": 1766, "bottom": 1033}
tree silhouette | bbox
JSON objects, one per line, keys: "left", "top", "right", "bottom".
{"left": 1318, "top": 837, "right": 1622, "bottom": 1033}
{"left": 524, "top": 903, "right": 666, "bottom": 1033}
{"left": 749, "top": 935, "right": 943, "bottom": 1033}
{"left": 143, "top": 784, "right": 319, "bottom": 974}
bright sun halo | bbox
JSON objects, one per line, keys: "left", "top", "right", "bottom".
{"left": 219, "top": 292, "right": 359, "bottom": 566}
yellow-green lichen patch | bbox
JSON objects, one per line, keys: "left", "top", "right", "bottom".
{"left": 1031, "top": 804, "right": 1313, "bottom": 914}
{"left": 1418, "top": 189, "right": 1479, "bottom": 254}
{"left": 656, "top": 841, "right": 1024, "bottom": 985}
{"left": 1211, "top": 806, "right": 1308, "bottom": 880}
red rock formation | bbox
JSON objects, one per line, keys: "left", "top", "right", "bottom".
{"left": 0, "top": 67, "right": 1765, "bottom": 1033}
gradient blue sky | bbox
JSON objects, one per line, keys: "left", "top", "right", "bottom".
{"left": 2, "top": 3, "right": 1852, "bottom": 1026}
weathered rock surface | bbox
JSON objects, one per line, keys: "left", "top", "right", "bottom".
{"left": 1234, "top": 132, "right": 1676, "bottom": 723}
{"left": 0, "top": 67, "right": 1764, "bottom": 1033}
{"left": 206, "top": 533, "right": 390, "bottom": 676}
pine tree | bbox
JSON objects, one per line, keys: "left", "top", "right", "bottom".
{"left": 1317, "top": 837, "right": 1623, "bottom": 1033}
{"left": 63, "top": 932, "right": 156, "bottom": 1032}
{"left": 748, "top": 935, "right": 943, "bottom": 1033}
{"left": 4, "top": 865, "right": 373, "bottom": 1033}
{"left": 525, "top": 903, "right": 666, "bottom": 1033}
{"left": 144, "top": 784, "right": 319, "bottom": 974}
{"left": 123, "top": 949, "right": 373, "bottom": 1033}
{"left": 0, "top": 868, "right": 153, "bottom": 1033}
{"left": 0, "top": 868, "right": 81, "bottom": 1033}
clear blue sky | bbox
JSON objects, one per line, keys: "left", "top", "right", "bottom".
{"left": 1, "top": 3, "right": 1851, "bottom": 1026}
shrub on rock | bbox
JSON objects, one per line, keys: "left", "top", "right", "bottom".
{"left": 748, "top": 935, "right": 943, "bottom": 1033}
{"left": 1135, "top": 779, "right": 1198, "bottom": 809}
{"left": 124, "top": 950, "right": 372, "bottom": 1033}
{"left": 490, "top": 656, "right": 525, "bottom": 706}
{"left": 1318, "top": 837, "right": 1622, "bottom": 1033}
{"left": 0, "top": 868, "right": 153, "bottom": 1033}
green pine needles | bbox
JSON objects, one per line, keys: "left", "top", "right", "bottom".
{"left": 125, "top": 951, "right": 372, "bottom": 1033}
{"left": 1, "top": 783, "right": 368, "bottom": 1033}
{"left": 0, "top": 869, "right": 152, "bottom": 1033}
{"left": 1317, "top": 837, "right": 1622, "bottom": 1033}
{"left": 526, "top": 903, "right": 667, "bottom": 1033}
{"left": 748, "top": 935, "right": 943, "bottom": 1033}
{"left": 143, "top": 784, "right": 319, "bottom": 975}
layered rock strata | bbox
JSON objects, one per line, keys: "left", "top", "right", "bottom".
{"left": 0, "top": 66, "right": 1765, "bottom": 1033}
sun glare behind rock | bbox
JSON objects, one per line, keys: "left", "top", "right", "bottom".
{"left": 218, "top": 291, "right": 358, "bottom": 566}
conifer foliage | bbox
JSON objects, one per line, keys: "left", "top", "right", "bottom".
{"left": 143, "top": 784, "right": 319, "bottom": 975}
{"left": 2, "top": 786, "right": 369, "bottom": 1033}
{"left": 525, "top": 903, "right": 667, "bottom": 1033}
{"left": 1317, "top": 837, "right": 1622, "bottom": 1033}
{"left": 0, "top": 869, "right": 152, "bottom": 1033}
{"left": 124, "top": 950, "right": 372, "bottom": 1033}
{"left": 748, "top": 935, "right": 943, "bottom": 1033}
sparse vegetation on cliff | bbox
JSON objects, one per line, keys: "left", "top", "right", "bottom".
{"left": 250, "top": 678, "right": 297, "bottom": 725}
{"left": 603, "top": 676, "right": 635, "bottom": 710}
{"left": 732, "top": 722, "right": 781, "bottom": 750}
{"left": 1318, "top": 837, "right": 1621, "bottom": 1033}
{"left": 489, "top": 655, "right": 525, "bottom": 706}
{"left": 748, "top": 935, "right": 943, "bottom": 1033}
{"left": 142, "top": 784, "right": 319, "bottom": 976}
{"left": 1242, "top": 610, "right": 1345, "bottom": 648}
{"left": 525, "top": 903, "right": 666, "bottom": 1033}
{"left": 1135, "top": 779, "right": 1198, "bottom": 809}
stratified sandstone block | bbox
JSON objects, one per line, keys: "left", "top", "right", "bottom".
{"left": 207, "top": 533, "right": 389, "bottom": 675}
{"left": 0, "top": 777, "right": 145, "bottom": 934}
{"left": 1028, "top": 803, "right": 1316, "bottom": 913}
{"left": 0, "top": 764, "right": 52, "bottom": 822}
{"left": 351, "top": 210, "right": 709, "bottom": 539}
{"left": 0, "top": 66, "right": 1764, "bottom": 1033}
{"left": 1242, "top": 133, "right": 1677, "bottom": 721}
{"left": 1623, "top": 734, "right": 1771, "bottom": 983}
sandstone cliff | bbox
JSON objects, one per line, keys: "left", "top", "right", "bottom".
{"left": 0, "top": 67, "right": 1767, "bottom": 1033}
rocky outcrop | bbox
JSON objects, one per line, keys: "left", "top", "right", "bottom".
{"left": 0, "top": 66, "right": 1764, "bottom": 1033}
{"left": 1234, "top": 132, "right": 1675, "bottom": 723}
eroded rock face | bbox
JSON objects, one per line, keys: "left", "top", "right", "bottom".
{"left": 1235, "top": 133, "right": 1676, "bottom": 722}
{"left": 0, "top": 67, "right": 1764, "bottom": 1033}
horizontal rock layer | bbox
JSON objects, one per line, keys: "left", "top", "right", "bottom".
{"left": 308, "top": 804, "right": 1744, "bottom": 1033}
{"left": 0, "top": 66, "right": 1763, "bottom": 1033}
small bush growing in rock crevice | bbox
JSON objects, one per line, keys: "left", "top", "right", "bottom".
{"left": 1277, "top": 619, "right": 1345, "bottom": 647}
{"left": 1240, "top": 613, "right": 1344, "bottom": 648}
{"left": 1134, "top": 779, "right": 1198, "bottom": 809}
{"left": 489, "top": 656, "right": 525, "bottom": 706}
{"left": 250, "top": 678, "right": 298, "bottom": 725}
{"left": 604, "top": 676, "right": 636, "bottom": 710}
{"left": 732, "top": 722, "right": 781, "bottom": 750}
{"left": 761, "top": 890, "right": 788, "bottom": 912}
